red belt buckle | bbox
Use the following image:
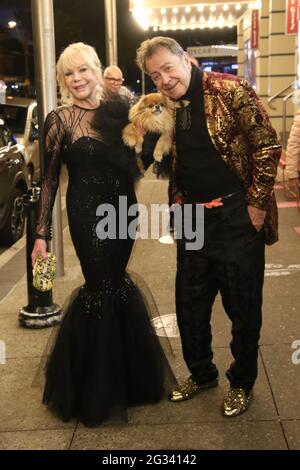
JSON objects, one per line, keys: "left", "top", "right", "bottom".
{"left": 196, "top": 197, "right": 224, "bottom": 209}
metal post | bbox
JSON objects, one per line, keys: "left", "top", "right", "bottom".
{"left": 19, "top": 183, "right": 62, "bottom": 328}
{"left": 19, "top": 0, "right": 62, "bottom": 328}
{"left": 142, "top": 70, "right": 145, "bottom": 95}
{"left": 282, "top": 92, "right": 294, "bottom": 149}
{"left": 112, "top": 0, "right": 118, "bottom": 64}
{"left": 31, "top": 0, "right": 64, "bottom": 277}
{"left": 104, "top": 0, "right": 118, "bottom": 65}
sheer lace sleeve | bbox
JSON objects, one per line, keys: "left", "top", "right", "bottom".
{"left": 35, "top": 110, "right": 64, "bottom": 240}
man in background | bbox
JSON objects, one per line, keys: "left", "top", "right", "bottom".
{"left": 103, "top": 65, "right": 135, "bottom": 105}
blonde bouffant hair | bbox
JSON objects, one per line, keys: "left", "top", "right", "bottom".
{"left": 56, "top": 42, "right": 103, "bottom": 105}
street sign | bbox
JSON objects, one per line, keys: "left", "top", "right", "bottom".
{"left": 251, "top": 10, "right": 259, "bottom": 49}
{"left": 286, "top": 0, "right": 298, "bottom": 34}
{"left": 187, "top": 45, "right": 237, "bottom": 58}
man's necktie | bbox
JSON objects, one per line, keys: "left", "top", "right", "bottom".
{"left": 174, "top": 99, "right": 191, "bottom": 131}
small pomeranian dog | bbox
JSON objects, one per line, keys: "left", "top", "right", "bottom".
{"left": 122, "top": 93, "right": 174, "bottom": 162}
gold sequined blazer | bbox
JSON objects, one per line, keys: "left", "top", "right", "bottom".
{"left": 171, "top": 71, "right": 282, "bottom": 245}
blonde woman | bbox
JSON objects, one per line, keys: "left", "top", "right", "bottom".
{"left": 32, "top": 42, "right": 174, "bottom": 426}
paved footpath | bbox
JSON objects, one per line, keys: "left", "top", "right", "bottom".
{"left": 0, "top": 168, "right": 299, "bottom": 450}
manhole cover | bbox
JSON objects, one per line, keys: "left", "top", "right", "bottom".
{"left": 152, "top": 313, "right": 179, "bottom": 337}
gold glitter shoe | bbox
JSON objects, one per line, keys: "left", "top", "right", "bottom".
{"left": 168, "top": 376, "right": 218, "bottom": 402}
{"left": 223, "top": 388, "right": 253, "bottom": 417}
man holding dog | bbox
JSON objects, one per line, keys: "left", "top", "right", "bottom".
{"left": 136, "top": 37, "right": 281, "bottom": 417}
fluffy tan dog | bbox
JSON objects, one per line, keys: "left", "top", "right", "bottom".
{"left": 122, "top": 93, "right": 174, "bottom": 162}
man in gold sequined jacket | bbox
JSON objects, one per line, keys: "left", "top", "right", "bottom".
{"left": 136, "top": 37, "right": 281, "bottom": 417}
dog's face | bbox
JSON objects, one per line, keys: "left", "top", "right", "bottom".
{"left": 129, "top": 93, "right": 174, "bottom": 133}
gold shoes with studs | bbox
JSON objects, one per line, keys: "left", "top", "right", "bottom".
{"left": 168, "top": 376, "right": 218, "bottom": 402}
{"left": 223, "top": 387, "right": 253, "bottom": 417}
{"left": 169, "top": 377, "right": 253, "bottom": 416}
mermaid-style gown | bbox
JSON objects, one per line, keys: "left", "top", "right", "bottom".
{"left": 36, "top": 101, "right": 174, "bottom": 426}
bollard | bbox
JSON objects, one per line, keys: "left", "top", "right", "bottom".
{"left": 19, "top": 182, "right": 62, "bottom": 328}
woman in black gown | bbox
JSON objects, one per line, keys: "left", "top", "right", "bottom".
{"left": 31, "top": 42, "right": 174, "bottom": 427}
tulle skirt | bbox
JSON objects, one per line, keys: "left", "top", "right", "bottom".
{"left": 42, "top": 273, "right": 176, "bottom": 427}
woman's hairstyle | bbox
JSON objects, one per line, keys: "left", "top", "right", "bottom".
{"left": 136, "top": 36, "right": 184, "bottom": 73}
{"left": 56, "top": 42, "right": 103, "bottom": 105}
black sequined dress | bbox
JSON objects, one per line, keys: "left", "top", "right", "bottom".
{"left": 36, "top": 101, "right": 174, "bottom": 426}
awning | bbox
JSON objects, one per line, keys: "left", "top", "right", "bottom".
{"left": 129, "top": 1, "right": 261, "bottom": 31}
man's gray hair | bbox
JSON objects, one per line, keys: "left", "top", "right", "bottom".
{"left": 136, "top": 36, "right": 184, "bottom": 73}
{"left": 103, "top": 65, "right": 123, "bottom": 78}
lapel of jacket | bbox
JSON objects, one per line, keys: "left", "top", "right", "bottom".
{"left": 201, "top": 71, "right": 236, "bottom": 166}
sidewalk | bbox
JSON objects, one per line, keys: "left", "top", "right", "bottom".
{"left": 0, "top": 168, "right": 299, "bottom": 450}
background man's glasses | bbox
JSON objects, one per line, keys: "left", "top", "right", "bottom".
{"left": 104, "top": 77, "right": 124, "bottom": 84}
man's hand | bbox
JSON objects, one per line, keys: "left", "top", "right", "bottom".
{"left": 247, "top": 205, "right": 266, "bottom": 232}
{"left": 133, "top": 123, "right": 147, "bottom": 137}
{"left": 287, "top": 178, "right": 299, "bottom": 197}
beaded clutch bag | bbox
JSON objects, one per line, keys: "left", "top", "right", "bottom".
{"left": 32, "top": 253, "right": 56, "bottom": 292}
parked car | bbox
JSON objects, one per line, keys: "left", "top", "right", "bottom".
{"left": 0, "top": 118, "right": 29, "bottom": 245}
{"left": 0, "top": 96, "right": 40, "bottom": 182}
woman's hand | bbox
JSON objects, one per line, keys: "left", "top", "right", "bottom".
{"left": 31, "top": 238, "right": 47, "bottom": 267}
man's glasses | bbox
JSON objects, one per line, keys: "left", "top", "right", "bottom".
{"left": 104, "top": 77, "right": 124, "bottom": 84}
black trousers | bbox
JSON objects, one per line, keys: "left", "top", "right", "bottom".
{"left": 175, "top": 193, "right": 265, "bottom": 391}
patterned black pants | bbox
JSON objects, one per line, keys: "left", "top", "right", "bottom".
{"left": 175, "top": 193, "right": 265, "bottom": 391}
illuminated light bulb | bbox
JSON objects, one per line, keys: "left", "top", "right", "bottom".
{"left": 208, "top": 17, "right": 216, "bottom": 28}
{"left": 132, "top": 7, "right": 149, "bottom": 30}
{"left": 218, "top": 15, "right": 225, "bottom": 28}
{"left": 172, "top": 7, "right": 178, "bottom": 14}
